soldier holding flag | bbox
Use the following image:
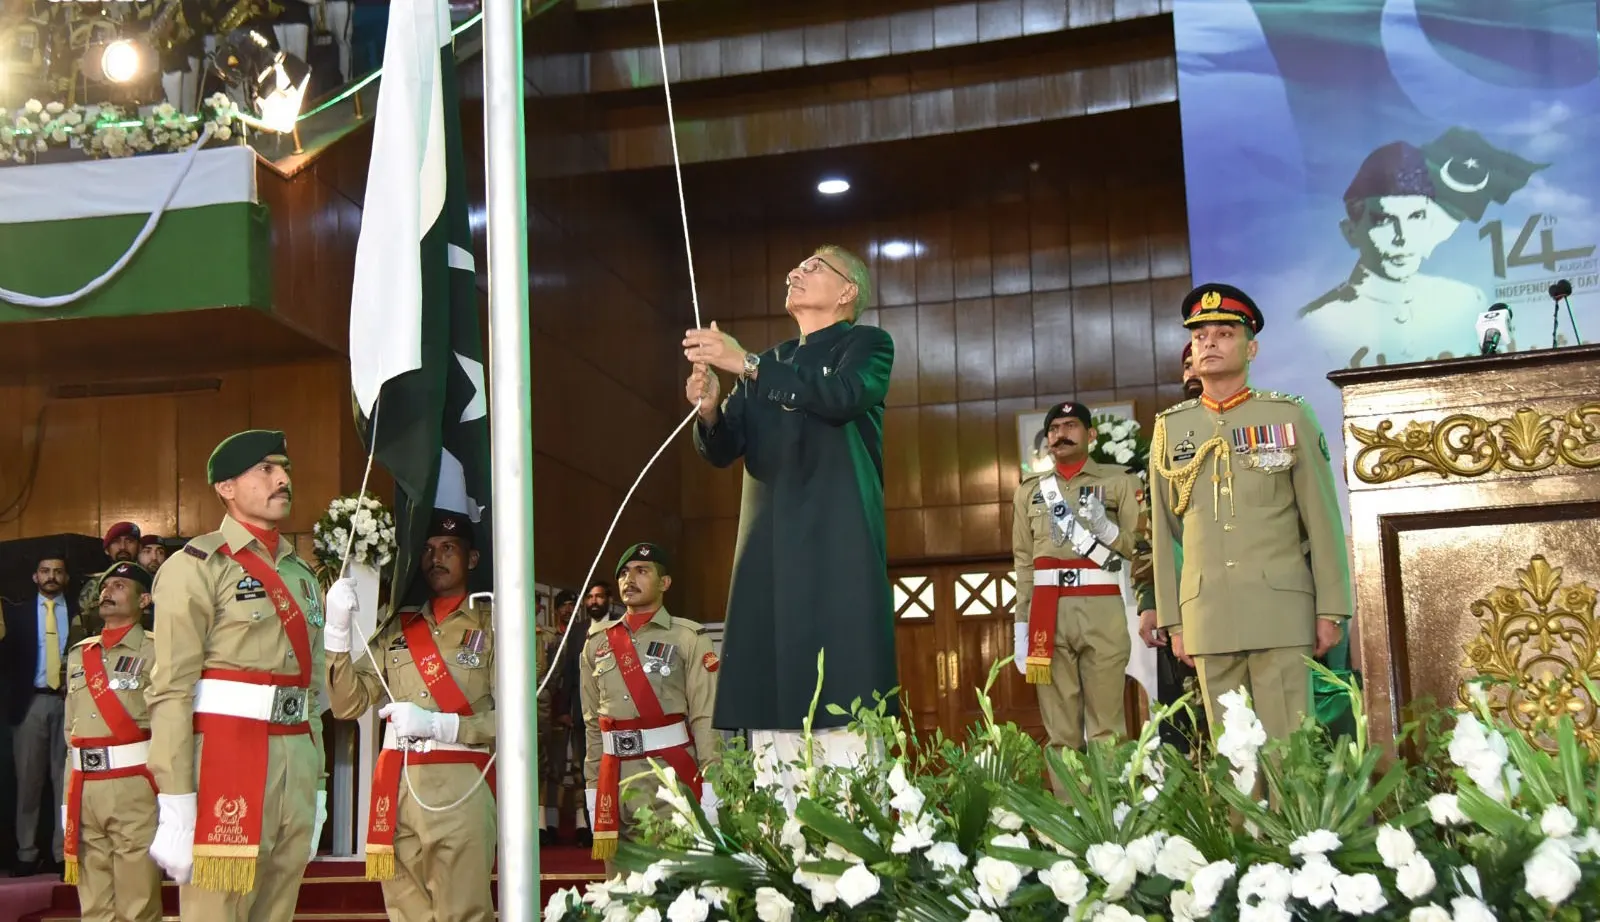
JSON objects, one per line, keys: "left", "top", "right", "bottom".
{"left": 323, "top": 510, "right": 497, "bottom": 922}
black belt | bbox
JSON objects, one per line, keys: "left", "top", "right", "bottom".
{"left": 34, "top": 687, "right": 63, "bottom": 696}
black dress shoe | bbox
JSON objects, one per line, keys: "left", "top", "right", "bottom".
{"left": 539, "top": 827, "right": 556, "bottom": 847}
{"left": 10, "top": 858, "right": 40, "bottom": 878}
{"left": 575, "top": 829, "right": 592, "bottom": 849}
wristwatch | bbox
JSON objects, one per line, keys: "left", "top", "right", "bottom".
{"left": 742, "top": 352, "right": 761, "bottom": 379}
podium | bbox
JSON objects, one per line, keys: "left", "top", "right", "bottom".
{"left": 1330, "top": 346, "right": 1600, "bottom": 751}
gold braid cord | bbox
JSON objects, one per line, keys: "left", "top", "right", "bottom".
{"left": 1149, "top": 415, "right": 1233, "bottom": 518}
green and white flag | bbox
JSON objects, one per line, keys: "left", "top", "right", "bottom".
{"left": 349, "top": 0, "right": 491, "bottom": 602}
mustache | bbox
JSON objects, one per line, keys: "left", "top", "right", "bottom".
{"left": 272, "top": 488, "right": 293, "bottom": 500}
{"left": 1049, "top": 438, "right": 1077, "bottom": 448}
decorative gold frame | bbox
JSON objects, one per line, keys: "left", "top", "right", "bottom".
{"left": 1348, "top": 404, "right": 1600, "bottom": 485}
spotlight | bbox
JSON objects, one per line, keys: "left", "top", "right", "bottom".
{"left": 878, "top": 240, "right": 924, "bottom": 260}
{"left": 817, "top": 178, "right": 850, "bottom": 195}
{"left": 100, "top": 39, "right": 144, "bottom": 84}
{"left": 213, "top": 28, "right": 311, "bottom": 134}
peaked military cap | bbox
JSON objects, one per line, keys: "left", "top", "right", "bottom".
{"left": 615, "top": 542, "right": 670, "bottom": 578}
{"left": 104, "top": 561, "right": 153, "bottom": 592}
{"left": 207, "top": 430, "right": 289, "bottom": 483}
{"left": 1043, "top": 401, "right": 1092, "bottom": 431}
{"left": 429, "top": 510, "right": 476, "bottom": 546}
{"left": 1181, "top": 283, "right": 1264, "bottom": 334}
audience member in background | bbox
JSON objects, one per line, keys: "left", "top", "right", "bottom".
{"left": 62, "top": 562, "right": 161, "bottom": 921}
{"left": 80, "top": 522, "right": 142, "bottom": 636}
{"left": 137, "top": 536, "right": 168, "bottom": 574}
{"left": 545, "top": 581, "right": 610, "bottom": 848}
{"left": 4, "top": 554, "right": 82, "bottom": 877}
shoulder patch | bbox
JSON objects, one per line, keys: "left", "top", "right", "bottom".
{"left": 1157, "top": 398, "right": 1201, "bottom": 417}
{"left": 183, "top": 544, "right": 208, "bottom": 560}
{"left": 1255, "top": 390, "right": 1306, "bottom": 405}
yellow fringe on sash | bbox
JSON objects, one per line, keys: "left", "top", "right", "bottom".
{"left": 192, "top": 855, "right": 257, "bottom": 894}
{"left": 365, "top": 846, "right": 395, "bottom": 881}
{"left": 63, "top": 858, "right": 78, "bottom": 886}
{"left": 1025, "top": 658, "right": 1052, "bottom": 685}
{"left": 591, "top": 832, "right": 619, "bottom": 861}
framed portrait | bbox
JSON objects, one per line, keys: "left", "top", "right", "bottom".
{"left": 1015, "top": 402, "right": 1136, "bottom": 475}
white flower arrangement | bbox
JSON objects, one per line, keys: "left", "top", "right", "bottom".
{"left": 0, "top": 93, "right": 240, "bottom": 165}
{"left": 543, "top": 656, "right": 1600, "bottom": 922}
{"left": 312, "top": 491, "right": 397, "bottom": 579}
{"left": 1088, "top": 413, "right": 1148, "bottom": 476}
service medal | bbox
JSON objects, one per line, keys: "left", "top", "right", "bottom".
{"left": 455, "top": 651, "right": 481, "bottom": 668}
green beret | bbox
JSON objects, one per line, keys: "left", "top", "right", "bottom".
{"left": 614, "top": 542, "right": 669, "bottom": 578}
{"left": 207, "top": 429, "right": 288, "bottom": 484}
{"left": 103, "top": 561, "right": 153, "bottom": 592}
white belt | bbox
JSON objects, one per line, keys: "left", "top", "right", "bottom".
{"left": 603, "top": 721, "right": 689, "bottom": 758}
{"left": 71, "top": 740, "right": 150, "bottom": 772}
{"left": 382, "top": 723, "right": 487, "bottom": 755}
{"left": 194, "top": 678, "right": 311, "bottom": 726}
{"left": 1036, "top": 567, "right": 1120, "bottom": 588}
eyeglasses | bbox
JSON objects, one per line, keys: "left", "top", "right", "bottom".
{"left": 792, "top": 255, "right": 852, "bottom": 284}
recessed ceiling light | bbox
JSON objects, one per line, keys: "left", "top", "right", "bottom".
{"left": 878, "top": 240, "right": 916, "bottom": 260}
{"left": 817, "top": 178, "right": 850, "bottom": 195}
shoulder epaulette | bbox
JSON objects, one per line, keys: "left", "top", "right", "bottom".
{"left": 1254, "top": 390, "right": 1306, "bottom": 405}
{"left": 71, "top": 636, "right": 98, "bottom": 650}
{"left": 670, "top": 615, "right": 706, "bottom": 633}
{"left": 1157, "top": 398, "right": 1201, "bottom": 417}
{"left": 181, "top": 532, "right": 226, "bottom": 560}
{"left": 586, "top": 617, "right": 612, "bottom": 638}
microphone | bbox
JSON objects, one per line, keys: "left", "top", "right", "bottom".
{"left": 1549, "top": 279, "right": 1584, "bottom": 348}
{"left": 1550, "top": 279, "right": 1574, "bottom": 300}
{"left": 1476, "top": 303, "right": 1512, "bottom": 356}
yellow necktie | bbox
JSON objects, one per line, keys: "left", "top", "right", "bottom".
{"left": 44, "top": 598, "right": 61, "bottom": 690}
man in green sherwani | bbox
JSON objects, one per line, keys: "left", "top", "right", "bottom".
{"left": 682, "top": 245, "right": 896, "bottom": 790}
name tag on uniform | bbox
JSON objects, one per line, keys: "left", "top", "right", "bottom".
{"left": 643, "top": 641, "right": 677, "bottom": 676}
{"left": 1172, "top": 439, "right": 1197, "bottom": 463}
{"left": 234, "top": 576, "right": 266, "bottom": 601}
{"left": 456, "top": 630, "right": 486, "bottom": 668}
{"left": 388, "top": 635, "right": 408, "bottom": 651}
{"left": 1232, "top": 423, "right": 1298, "bottom": 473}
{"left": 110, "top": 655, "right": 147, "bottom": 690}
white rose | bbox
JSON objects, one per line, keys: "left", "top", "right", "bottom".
{"left": 1452, "top": 896, "right": 1497, "bottom": 922}
{"left": 1332, "top": 873, "right": 1387, "bottom": 916}
{"left": 927, "top": 841, "right": 968, "bottom": 873}
{"left": 964, "top": 913, "right": 1001, "bottom": 922}
{"left": 1525, "top": 837, "right": 1582, "bottom": 905}
{"left": 989, "top": 807, "right": 1024, "bottom": 831}
{"left": 1426, "top": 793, "right": 1469, "bottom": 826}
{"left": 1376, "top": 825, "right": 1417, "bottom": 869}
{"left": 1289, "top": 829, "right": 1342, "bottom": 858}
{"left": 1409, "top": 906, "right": 1451, "bottom": 922}
{"left": 971, "top": 855, "right": 1024, "bottom": 907}
{"left": 1093, "top": 906, "right": 1138, "bottom": 922}
{"left": 1190, "top": 860, "right": 1237, "bottom": 913}
{"left": 835, "top": 863, "right": 880, "bottom": 907}
{"left": 1290, "top": 856, "right": 1338, "bottom": 908}
{"left": 1039, "top": 860, "right": 1088, "bottom": 907}
{"left": 1156, "top": 835, "right": 1207, "bottom": 882}
{"left": 666, "top": 888, "right": 710, "bottom": 922}
{"left": 1396, "top": 855, "right": 1437, "bottom": 900}
{"left": 543, "top": 888, "right": 578, "bottom": 922}
{"left": 1126, "top": 832, "right": 1164, "bottom": 875}
{"left": 637, "top": 909, "right": 663, "bottom": 922}
{"left": 1237, "top": 862, "right": 1292, "bottom": 906}
{"left": 989, "top": 832, "right": 1029, "bottom": 850}
{"left": 754, "top": 888, "right": 793, "bottom": 922}
{"left": 791, "top": 868, "right": 838, "bottom": 911}
{"left": 1541, "top": 805, "right": 1579, "bottom": 839}
{"left": 25, "top": 99, "right": 42, "bottom": 114}
{"left": 1085, "top": 843, "right": 1138, "bottom": 900}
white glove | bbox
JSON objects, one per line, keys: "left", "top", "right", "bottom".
{"left": 323, "top": 577, "right": 358, "bottom": 654}
{"left": 308, "top": 790, "right": 328, "bottom": 863}
{"left": 700, "top": 786, "right": 720, "bottom": 825}
{"left": 60, "top": 805, "right": 67, "bottom": 835}
{"left": 1079, "top": 494, "right": 1120, "bottom": 544}
{"left": 149, "top": 793, "right": 197, "bottom": 884}
{"left": 1013, "top": 623, "right": 1029, "bottom": 675}
{"left": 585, "top": 788, "right": 597, "bottom": 821}
{"left": 378, "top": 701, "right": 460, "bottom": 743}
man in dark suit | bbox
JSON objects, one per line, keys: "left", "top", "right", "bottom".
{"left": 4, "top": 554, "right": 84, "bottom": 876}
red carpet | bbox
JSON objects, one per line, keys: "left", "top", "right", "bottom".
{"left": 15, "top": 848, "right": 604, "bottom": 921}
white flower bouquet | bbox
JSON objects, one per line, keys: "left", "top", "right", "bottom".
{"left": 0, "top": 93, "right": 240, "bottom": 165}
{"left": 1089, "top": 413, "right": 1149, "bottom": 477}
{"left": 546, "top": 657, "right": 1600, "bottom": 922}
{"left": 311, "top": 491, "right": 397, "bottom": 586}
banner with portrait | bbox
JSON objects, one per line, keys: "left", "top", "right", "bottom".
{"left": 1173, "top": 0, "right": 1599, "bottom": 509}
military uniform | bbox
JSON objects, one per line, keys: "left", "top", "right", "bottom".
{"left": 1011, "top": 411, "right": 1142, "bottom": 755}
{"left": 581, "top": 544, "right": 719, "bottom": 861}
{"left": 326, "top": 584, "right": 497, "bottom": 920}
{"left": 62, "top": 562, "right": 160, "bottom": 922}
{"left": 1149, "top": 286, "right": 1353, "bottom": 742}
{"left": 81, "top": 523, "right": 146, "bottom": 637}
{"left": 147, "top": 431, "right": 328, "bottom": 922}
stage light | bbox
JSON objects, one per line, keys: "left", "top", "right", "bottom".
{"left": 101, "top": 39, "right": 143, "bottom": 84}
{"left": 213, "top": 28, "right": 311, "bottom": 134}
{"left": 817, "top": 178, "right": 850, "bottom": 195}
{"left": 878, "top": 240, "right": 922, "bottom": 260}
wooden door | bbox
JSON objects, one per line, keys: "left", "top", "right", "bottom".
{"left": 891, "top": 562, "right": 1046, "bottom": 749}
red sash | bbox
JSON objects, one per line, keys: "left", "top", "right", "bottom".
{"left": 64, "top": 643, "right": 153, "bottom": 884}
{"left": 190, "top": 545, "right": 314, "bottom": 895}
{"left": 591, "top": 621, "right": 701, "bottom": 860}
{"left": 1025, "top": 555, "right": 1122, "bottom": 685}
{"left": 364, "top": 614, "right": 487, "bottom": 880}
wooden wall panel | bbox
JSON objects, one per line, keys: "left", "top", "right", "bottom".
{"left": 676, "top": 155, "right": 1191, "bottom": 622}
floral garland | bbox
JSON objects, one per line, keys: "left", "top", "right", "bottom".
{"left": 0, "top": 93, "right": 240, "bottom": 164}
{"left": 547, "top": 659, "right": 1600, "bottom": 922}
{"left": 311, "top": 491, "right": 396, "bottom": 588}
{"left": 1089, "top": 413, "right": 1150, "bottom": 478}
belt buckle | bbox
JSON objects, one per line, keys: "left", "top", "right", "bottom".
{"left": 79, "top": 747, "right": 110, "bottom": 772}
{"left": 399, "top": 737, "right": 429, "bottom": 753}
{"left": 613, "top": 729, "right": 644, "bottom": 757}
{"left": 1058, "top": 569, "right": 1081, "bottom": 588}
{"left": 269, "top": 687, "right": 306, "bottom": 725}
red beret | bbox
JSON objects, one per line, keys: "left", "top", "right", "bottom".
{"left": 103, "top": 522, "right": 141, "bottom": 548}
{"left": 1182, "top": 342, "right": 1193, "bottom": 363}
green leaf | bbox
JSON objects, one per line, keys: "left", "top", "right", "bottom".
{"left": 825, "top": 703, "right": 848, "bottom": 716}
{"left": 1558, "top": 717, "right": 1589, "bottom": 823}
{"left": 986, "top": 846, "right": 1061, "bottom": 871}
{"left": 794, "top": 799, "right": 891, "bottom": 865}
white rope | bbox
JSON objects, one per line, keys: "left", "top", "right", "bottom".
{"left": 651, "top": 0, "right": 701, "bottom": 331}
{"left": 0, "top": 123, "right": 217, "bottom": 308}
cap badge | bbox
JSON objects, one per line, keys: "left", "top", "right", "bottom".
{"left": 1201, "top": 290, "right": 1222, "bottom": 310}
{"left": 443, "top": 519, "right": 457, "bottom": 531}
{"left": 639, "top": 546, "right": 651, "bottom": 557}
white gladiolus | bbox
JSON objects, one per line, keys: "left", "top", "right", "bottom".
{"left": 1396, "top": 855, "right": 1437, "bottom": 900}
{"left": 1376, "top": 825, "right": 1417, "bottom": 869}
{"left": 1189, "top": 860, "right": 1237, "bottom": 913}
{"left": 1332, "top": 872, "right": 1387, "bottom": 915}
{"left": 989, "top": 807, "right": 1024, "bottom": 831}
{"left": 1289, "top": 829, "right": 1341, "bottom": 857}
{"left": 1237, "top": 862, "right": 1293, "bottom": 907}
{"left": 1426, "top": 793, "right": 1469, "bottom": 826}
{"left": 1290, "top": 856, "right": 1338, "bottom": 908}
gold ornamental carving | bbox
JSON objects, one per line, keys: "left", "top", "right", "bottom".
{"left": 1347, "top": 403, "right": 1600, "bottom": 485}
{"left": 1459, "top": 555, "right": 1600, "bottom": 756}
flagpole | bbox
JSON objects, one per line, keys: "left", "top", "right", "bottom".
{"left": 481, "top": 0, "right": 536, "bottom": 911}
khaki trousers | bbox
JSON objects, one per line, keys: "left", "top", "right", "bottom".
{"left": 1194, "top": 646, "right": 1312, "bottom": 743}
{"left": 382, "top": 761, "right": 497, "bottom": 922}
{"left": 75, "top": 773, "right": 161, "bottom": 922}
{"left": 1034, "top": 596, "right": 1130, "bottom": 775}
{"left": 180, "top": 734, "right": 319, "bottom": 922}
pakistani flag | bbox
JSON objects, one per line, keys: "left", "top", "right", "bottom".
{"left": 1420, "top": 127, "right": 1547, "bottom": 223}
{"left": 348, "top": 0, "right": 491, "bottom": 604}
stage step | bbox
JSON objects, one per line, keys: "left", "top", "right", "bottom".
{"left": 18, "top": 848, "right": 604, "bottom": 922}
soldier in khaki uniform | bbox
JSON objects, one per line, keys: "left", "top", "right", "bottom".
{"left": 1011, "top": 401, "right": 1142, "bottom": 764}
{"left": 582, "top": 543, "right": 719, "bottom": 862}
{"left": 146, "top": 430, "right": 329, "bottom": 922}
{"left": 79, "top": 522, "right": 143, "bottom": 637}
{"left": 1149, "top": 285, "right": 1352, "bottom": 743}
{"left": 63, "top": 561, "right": 160, "bottom": 922}
{"left": 324, "top": 510, "right": 497, "bottom": 922}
